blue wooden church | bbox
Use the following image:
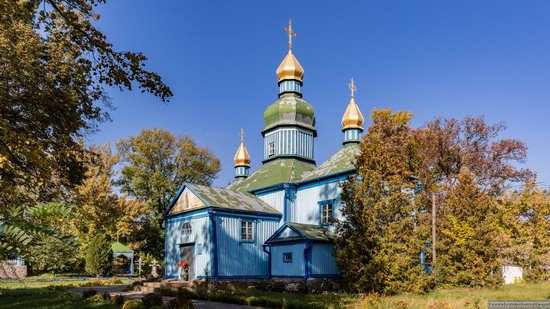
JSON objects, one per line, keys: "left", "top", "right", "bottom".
{"left": 163, "top": 20, "right": 365, "bottom": 280}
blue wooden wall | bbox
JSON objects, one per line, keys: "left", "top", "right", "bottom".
{"left": 310, "top": 243, "right": 340, "bottom": 276}
{"left": 215, "top": 213, "right": 280, "bottom": 278}
{"left": 164, "top": 210, "right": 211, "bottom": 278}
{"left": 271, "top": 242, "right": 306, "bottom": 277}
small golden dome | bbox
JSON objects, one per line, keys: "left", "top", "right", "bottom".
{"left": 234, "top": 142, "right": 251, "bottom": 167}
{"left": 276, "top": 50, "right": 304, "bottom": 82}
{"left": 342, "top": 96, "right": 364, "bottom": 131}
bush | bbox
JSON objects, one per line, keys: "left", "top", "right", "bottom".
{"left": 167, "top": 298, "right": 193, "bottom": 309}
{"left": 112, "top": 294, "right": 125, "bottom": 305}
{"left": 141, "top": 293, "right": 163, "bottom": 308}
{"left": 122, "top": 299, "right": 145, "bottom": 309}
{"left": 81, "top": 289, "right": 97, "bottom": 300}
{"left": 85, "top": 233, "right": 113, "bottom": 276}
{"left": 85, "top": 294, "right": 104, "bottom": 303}
{"left": 25, "top": 236, "right": 83, "bottom": 275}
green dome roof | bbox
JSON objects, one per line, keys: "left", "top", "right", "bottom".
{"left": 263, "top": 94, "right": 316, "bottom": 133}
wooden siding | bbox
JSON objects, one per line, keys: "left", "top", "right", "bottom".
{"left": 165, "top": 212, "right": 211, "bottom": 278}
{"left": 294, "top": 181, "right": 344, "bottom": 225}
{"left": 271, "top": 243, "right": 306, "bottom": 277}
{"left": 310, "top": 243, "right": 340, "bottom": 275}
{"left": 264, "top": 128, "right": 314, "bottom": 161}
{"left": 215, "top": 215, "right": 279, "bottom": 278}
{"left": 257, "top": 190, "right": 285, "bottom": 216}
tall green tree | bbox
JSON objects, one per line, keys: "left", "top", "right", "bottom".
{"left": 336, "top": 108, "right": 431, "bottom": 294}
{"left": 85, "top": 233, "right": 112, "bottom": 276}
{"left": 497, "top": 181, "right": 550, "bottom": 282}
{"left": 73, "top": 145, "right": 120, "bottom": 242}
{"left": 437, "top": 169, "right": 502, "bottom": 287}
{"left": 116, "top": 128, "right": 221, "bottom": 215}
{"left": 0, "top": 0, "right": 171, "bottom": 257}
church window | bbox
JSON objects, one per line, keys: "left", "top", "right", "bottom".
{"left": 241, "top": 221, "right": 254, "bottom": 241}
{"left": 321, "top": 202, "right": 333, "bottom": 225}
{"left": 182, "top": 223, "right": 192, "bottom": 235}
{"left": 268, "top": 142, "right": 275, "bottom": 156}
{"left": 283, "top": 252, "right": 293, "bottom": 263}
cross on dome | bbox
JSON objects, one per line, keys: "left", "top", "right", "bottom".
{"left": 283, "top": 18, "right": 297, "bottom": 50}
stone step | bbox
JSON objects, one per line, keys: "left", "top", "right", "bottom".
{"left": 143, "top": 281, "right": 163, "bottom": 288}
{"left": 139, "top": 286, "right": 163, "bottom": 294}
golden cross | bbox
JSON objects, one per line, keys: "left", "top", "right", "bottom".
{"left": 240, "top": 128, "right": 245, "bottom": 143}
{"left": 283, "top": 18, "right": 297, "bottom": 50}
{"left": 348, "top": 78, "right": 357, "bottom": 97}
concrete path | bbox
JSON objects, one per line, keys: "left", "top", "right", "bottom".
{"left": 191, "top": 300, "right": 266, "bottom": 309}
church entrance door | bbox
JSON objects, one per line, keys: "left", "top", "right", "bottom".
{"left": 180, "top": 244, "right": 194, "bottom": 279}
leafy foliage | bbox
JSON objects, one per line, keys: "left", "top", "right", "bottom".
{"left": 437, "top": 170, "right": 502, "bottom": 287}
{"left": 25, "top": 236, "right": 82, "bottom": 275}
{"left": 0, "top": 0, "right": 171, "bottom": 257}
{"left": 117, "top": 128, "right": 221, "bottom": 215}
{"left": 336, "top": 108, "right": 431, "bottom": 294}
{"left": 497, "top": 181, "right": 550, "bottom": 282}
{"left": 337, "top": 109, "right": 536, "bottom": 293}
{"left": 85, "top": 233, "right": 112, "bottom": 276}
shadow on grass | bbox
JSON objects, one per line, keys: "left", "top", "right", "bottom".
{"left": 0, "top": 287, "right": 119, "bottom": 309}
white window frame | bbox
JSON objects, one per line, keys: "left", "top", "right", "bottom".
{"left": 241, "top": 221, "right": 254, "bottom": 242}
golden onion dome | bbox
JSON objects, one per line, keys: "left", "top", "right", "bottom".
{"left": 234, "top": 142, "right": 251, "bottom": 167}
{"left": 276, "top": 50, "right": 304, "bottom": 82}
{"left": 341, "top": 96, "right": 364, "bottom": 131}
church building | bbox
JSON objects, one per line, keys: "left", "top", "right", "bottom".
{"left": 163, "top": 20, "right": 365, "bottom": 280}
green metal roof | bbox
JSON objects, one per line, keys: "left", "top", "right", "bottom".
{"left": 226, "top": 159, "right": 316, "bottom": 192}
{"left": 111, "top": 242, "right": 133, "bottom": 253}
{"left": 263, "top": 94, "right": 316, "bottom": 133}
{"left": 301, "top": 144, "right": 359, "bottom": 181}
{"left": 288, "top": 223, "right": 334, "bottom": 242}
{"left": 266, "top": 222, "right": 334, "bottom": 244}
{"left": 189, "top": 184, "right": 280, "bottom": 214}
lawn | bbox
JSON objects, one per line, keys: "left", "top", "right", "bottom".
{"left": 0, "top": 276, "right": 134, "bottom": 309}
{"left": 188, "top": 282, "right": 550, "bottom": 308}
{"left": 351, "top": 282, "right": 550, "bottom": 309}
{"left": 1, "top": 277, "right": 549, "bottom": 309}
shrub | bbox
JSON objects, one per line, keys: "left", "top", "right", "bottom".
{"left": 86, "top": 294, "right": 104, "bottom": 303}
{"left": 112, "top": 294, "right": 125, "bottom": 305}
{"left": 81, "top": 289, "right": 97, "bottom": 300}
{"left": 85, "top": 233, "right": 113, "bottom": 276}
{"left": 141, "top": 293, "right": 163, "bottom": 308}
{"left": 167, "top": 298, "right": 193, "bottom": 309}
{"left": 122, "top": 299, "right": 145, "bottom": 309}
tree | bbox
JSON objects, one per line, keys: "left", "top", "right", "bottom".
{"left": 73, "top": 145, "right": 120, "bottom": 242}
{"left": 0, "top": 0, "right": 171, "bottom": 256}
{"left": 116, "top": 129, "right": 221, "bottom": 215}
{"left": 25, "top": 236, "right": 82, "bottom": 275}
{"left": 336, "top": 108, "right": 431, "bottom": 294}
{"left": 418, "top": 116, "right": 532, "bottom": 193}
{"left": 437, "top": 169, "right": 502, "bottom": 287}
{"left": 497, "top": 181, "right": 550, "bottom": 282}
{"left": 85, "top": 233, "right": 112, "bottom": 276}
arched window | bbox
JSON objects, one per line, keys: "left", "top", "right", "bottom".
{"left": 182, "top": 223, "right": 192, "bottom": 235}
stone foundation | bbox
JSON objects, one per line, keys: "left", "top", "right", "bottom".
{"left": 0, "top": 263, "right": 27, "bottom": 279}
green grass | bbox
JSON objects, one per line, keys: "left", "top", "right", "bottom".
{"left": 184, "top": 282, "right": 550, "bottom": 308}
{"left": 0, "top": 287, "right": 119, "bottom": 309}
{"left": 0, "top": 276, "right": 135, "bottom": 309}
{"left": 353, "top": 282, "right": 550, "bottom": 309}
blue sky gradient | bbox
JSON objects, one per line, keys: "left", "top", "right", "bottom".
{"left": 90, "top": 1, "right": 550, "bottom": 188}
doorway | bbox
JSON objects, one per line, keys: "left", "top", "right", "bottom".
{"left": 180, "top": 244, "right": 194, "bottom": 279}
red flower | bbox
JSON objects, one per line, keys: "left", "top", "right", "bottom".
{"left": 177, "top": 260, "right": 189, "bottom": 269}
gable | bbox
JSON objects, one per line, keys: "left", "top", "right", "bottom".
{"left": 278, "top": 226, "right": 300, "bottom": 239}
{"left": 169, "top": 187, "right": 206, "bottom": 215}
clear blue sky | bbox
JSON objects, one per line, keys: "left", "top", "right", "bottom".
{"left": 89, "top": 1, "right": 550, "bottom": 188}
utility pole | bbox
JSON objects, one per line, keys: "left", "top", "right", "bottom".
{"left": 431, "top": 192, "right": 437, "bottom": 267}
